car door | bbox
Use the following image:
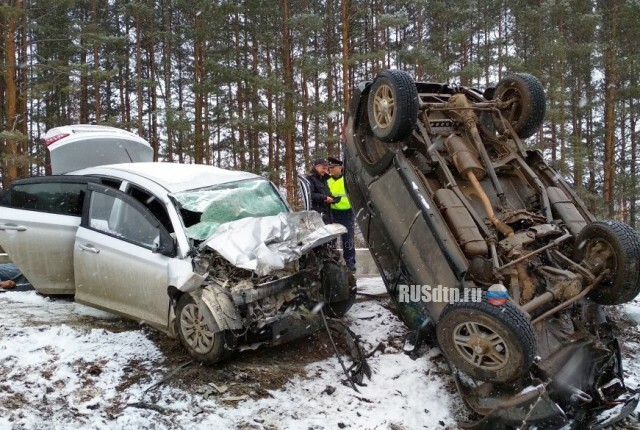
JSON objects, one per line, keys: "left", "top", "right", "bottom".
{"left": 74, "top": 183, "right": 176, "bottom": 331}
{"left": 297, "top": 175, "right": 312, "bottom": 211}
{"left": 0, "top": 176, "right": 97, "bottom": 294}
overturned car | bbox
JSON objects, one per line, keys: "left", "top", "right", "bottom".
{"left": 0, "top": 126, "right": 356, "bottom": 364}
{"left": 344, "top": 70, "right": 640, "bottom": 428}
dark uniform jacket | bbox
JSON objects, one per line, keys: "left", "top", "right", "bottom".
{"left": 306, "top": 170, "right": 332, "bottom": 221}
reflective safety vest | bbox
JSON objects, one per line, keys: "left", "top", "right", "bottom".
{"left": 327, "top": 175, "right": 351, "bottom": 210}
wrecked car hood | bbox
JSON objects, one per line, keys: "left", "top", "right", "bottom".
{"left": 200, "top": 211, "right": 346, "bottom": 276}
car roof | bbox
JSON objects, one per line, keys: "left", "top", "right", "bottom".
{"left": 71, "top": 162, "right": 263, "bottom": 193}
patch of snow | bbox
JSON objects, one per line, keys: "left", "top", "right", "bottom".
{"left": 0, "top": 278, "right": 459, "bottom": 429}
{"left": 623, "top": 302, "right": 640, "bottom": 325}
{"left": 9, "top": 280, "right": 639, "bottom": 428}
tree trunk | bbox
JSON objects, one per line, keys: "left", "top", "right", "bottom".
{"left": 93, "top": 0, "right": 101, "bottom": 123}
{"left": 326, "top": 0, "right": 335, "bottom": 156}
{"left": 17, "top": 2, "right": 27, "bottom": 178}
{"left": 124, "top": 17, "right": 131, "bottom": 127}
{"left": 80, "top": 46, "right": 88, "bottom": 122}
{"left": 204, "top": 93, "right": 210, "bottom": 165}
{"left": 194, "top": 13, "right": 203, "bottom": 164}
{"left": 163, "top": 0, "right": 173, "bottom": 161}
{"left": 148, "top": 35, "right": 158, "bottom": 161}
{"left": 630, "top": 99, "right": 637, "bottom": 228}
{"left": 341, "top": 0, "right": 350, "bottom": 111}
{"left": 177, "top": 53, "right": 184, "bottom": 163}
{"left": 313, "top": 32, "right": 320, "bottom": 158}
{"left": 135, "top": 12, "right": 143, "bottom": 136}
{"left": 282, "top": 0, "right": 295, "bottom": 202}
{"left": 266, "top": 45, "right": 274, "bottom": 178}
{"left": 619, "top": 107, "right": 627, "bottom": 222}
{"left": 251, "top": 32, "right": 260, "bottom": 172}
{"left": 3, "top": 0, "right": 19, "bottom": 187}
{"left": 233, "top": 12, "right": 246, "bottom": 170}
{"left": 602, "top": 0, "right": 619, "bottom": 217}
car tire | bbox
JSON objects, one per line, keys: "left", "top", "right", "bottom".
{"left": 352, "top": 70, "right": 418, "bottom": 176}
{"left": 493, "top": 73, "right": 545, "bottom": 140}
{"left": 367, "top": 69, "right": 419, "bottom": 142}
{"left": 436, "top": 294, "right": 536, "bottom": 383}
{"left": 574, "top": 220, "right": 640, "bottom": 305}
{"left": 175, "top": 294, "right": 235, "bottom": 364}
{"left": 324, "top": 270, "right": 357, "bottom": 318}
{"left": 353, "top": 123, "right": 397, "bottom": 176}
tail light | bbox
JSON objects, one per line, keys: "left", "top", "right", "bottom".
{"left": 45, "top": 133, "right": 70, "bottom": 147}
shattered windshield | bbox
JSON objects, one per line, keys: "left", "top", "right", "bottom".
{"left": 172, "top": 179, "right": 289, "bottom": 240}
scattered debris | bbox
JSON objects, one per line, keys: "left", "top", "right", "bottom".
{"left": 322, "top": 385, "right": 336, "bottom": 396}
{"left": 144, "top": 360, "right": 194, "bottom": 393}
{"left": 220, "top": 395, "right": 249, "bottom": 402}
{"left": 126, "top": 402, "right": 166, "bottom": 414}
{"left": 209, "top": 382, "right": 228, "bottom": 395}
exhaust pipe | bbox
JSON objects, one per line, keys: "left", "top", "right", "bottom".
{"left": 445, "top": 134, "right": 514, "bottom": 237}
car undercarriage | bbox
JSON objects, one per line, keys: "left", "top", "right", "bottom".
{"left": 344, "top": 69, "right": 640, "bottom": 428}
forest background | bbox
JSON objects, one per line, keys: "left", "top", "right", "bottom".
{"left": 0, "top": 0, "right": 638, "bottom": 226}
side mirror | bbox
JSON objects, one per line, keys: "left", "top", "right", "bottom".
{"left": 153, "top": 229, "right": 177, "bottom": 257}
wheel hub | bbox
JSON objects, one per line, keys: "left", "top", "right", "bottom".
{"left": 584, "top": 238, "right": 616, "bottom": 274}
{"left": 452, "top": 321, "right": 510, "bottom": 371}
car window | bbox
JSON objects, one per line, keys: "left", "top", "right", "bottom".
{"left": 99, "top": 178, "right": 123, "bottom": 190}
{"left": 0, "top": 189, "right": 9, "bottom": 207}
{"left": 127, "top": 185, "right": 174, "bottom": 233}
{"left": 89, "top": 191, "right": 159, "bottom": 249}
{"left": 9, "top": 182, "right": 86, "bottom": 216}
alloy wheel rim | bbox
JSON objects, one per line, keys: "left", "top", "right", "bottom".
{"left": 452, "top": 321, "right": 509, "bottom": 370}
{"left": 180, "top": 303, "right": 215, "bottom": 354}
{"left": 373, "top": 84, "right": 395, "bottom": 129}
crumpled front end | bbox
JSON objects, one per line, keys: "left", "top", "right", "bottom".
{"left": 169, "top": 211, "right": 356, "bottom": 361}
{"left": 200, "top": 211, "right": 346, "bottom": 276}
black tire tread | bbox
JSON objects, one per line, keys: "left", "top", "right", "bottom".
{"left": 437, "top": 293, "right": 536, "bottom": 382}
{"left": 324, "top": 271, "right": 357, "bottom": 318}
{"left": 495, "top": 73, "right": 545, "bottom": 140}
{"left": 576, "top": 220, "right": 640, "bottom": 305}
{"left": 367, "top": 69, "right": 419, "bottom": 143}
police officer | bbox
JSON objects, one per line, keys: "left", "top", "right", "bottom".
{"left": 306, "top": 158, "right": 333, "bottom": 223}
{"left": 327, "top": 156, "right": 356, "bottom": 271}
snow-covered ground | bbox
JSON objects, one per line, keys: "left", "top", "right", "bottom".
{"left": 1, "top": 277, "right": 639, "bottom": 430}
{"left": 0, "top": 278, "right": 463, "bottom": 430}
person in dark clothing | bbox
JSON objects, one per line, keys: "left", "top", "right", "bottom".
{"left": 327, "top": 156, "right": 356, "bottom": 271}
{"left": 306, "top": 158, "right": 334, "bottom": 223}
{"left": 0, "top": 263, "right": 31, "bottom": 290}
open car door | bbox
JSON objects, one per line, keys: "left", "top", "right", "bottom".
{"left": 0, "top": 176, "right": 99, "bottom": 294}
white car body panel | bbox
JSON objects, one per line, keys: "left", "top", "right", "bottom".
{"left": 74, "top": 226, "right": 172, "bottom": 331}
{"left": 0, "top": 207, "right": 79, "bottom": 294}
